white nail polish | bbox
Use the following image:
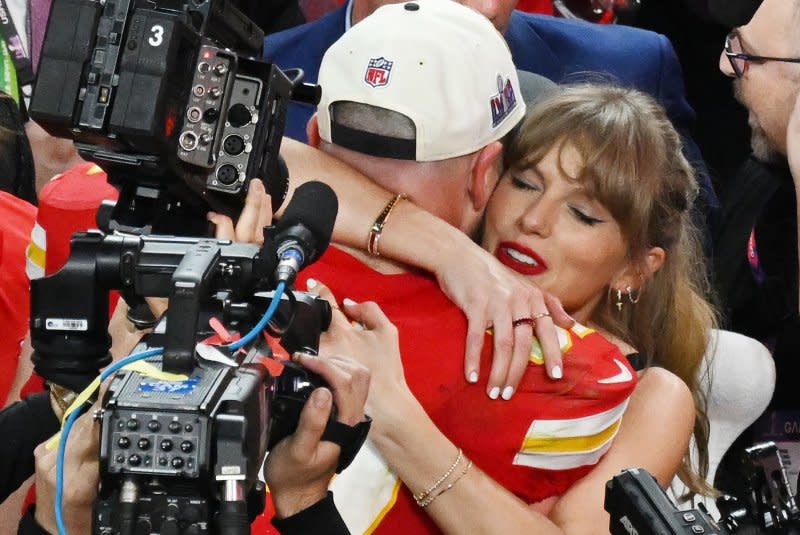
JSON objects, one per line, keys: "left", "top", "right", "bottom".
{"left": 306, "top": 278, "right": 318, "bottom": 289}
{"left": 501, "top": 386, "right": 514, "bottom": 400}
{"left": 551, "top": 365, "right": 563, "bottom": 379}
{"left": 343, "top": 298, "right": 357, "bottom": 306}
{"left": 488, "top": 387, "right": 500, "bottom": 400}
{"left": 468, "top": 371, "right": 478, "bottom": 383}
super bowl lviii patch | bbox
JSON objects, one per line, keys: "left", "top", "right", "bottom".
{"left": 490, "top": 74, "right": 518, "bottom": 127}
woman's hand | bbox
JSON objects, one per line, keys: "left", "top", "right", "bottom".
{"left": 208, "top": 178, "right": 273, "bottom": 244}
{"left": 434, "top": 239, "right": 573, "bottom": 399}
{"left": 306, "top": 279, "right": 412, "bottom": 425}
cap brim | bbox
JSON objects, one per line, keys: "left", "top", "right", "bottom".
{"left": 516, "top": 70, "right": 559, "bottom": 108}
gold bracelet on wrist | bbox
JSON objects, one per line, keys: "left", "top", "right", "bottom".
{"left": 413, "top": 448, "right": 463, "bottom": 506}
{"left": 367, "top": 193, "right": 407, "bottom": 256}
{"left": 418, "top": 459, "right": 472, "bottom": 508}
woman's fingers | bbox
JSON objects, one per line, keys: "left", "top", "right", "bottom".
{"left": 293, "top": 353, "right": 369, "bottom": 426}
{"left": 209, "top": 212, "right": 236, "bottom": 241}
{"left": 237, "top": 179, "right": 268, "bottom": 244}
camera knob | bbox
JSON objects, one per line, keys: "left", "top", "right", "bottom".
{"left": 208, "top": 87, "right": 221, "bottom": 99}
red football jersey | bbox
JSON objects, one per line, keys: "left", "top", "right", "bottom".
{"left": 0, "top": 191, "right": 36, "bottom": 405}
{"left": 255, "top": 247, "right": 636, "bottom": 534}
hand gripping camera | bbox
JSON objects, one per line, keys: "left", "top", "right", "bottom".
{"left": 31, "top": 182, "right": 341, "bottom": 535}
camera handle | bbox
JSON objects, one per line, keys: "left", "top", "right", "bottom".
{"left": 30, "top": 231, "right": 273, "bottom": 392}
{"left": 216, "top": 481, "right": 249, "bottom": 535}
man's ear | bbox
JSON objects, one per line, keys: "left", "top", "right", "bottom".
{"left": 306, "top": 114, "right": 321, "bottom": 148}
{"left": 468, "top": 141, "right": 503, "bottom": 211}
{"left": 612, "top": 246, "right": 666, "bottom": 293}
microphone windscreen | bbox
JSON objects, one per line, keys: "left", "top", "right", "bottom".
{"left": 279, "top": 180, "right": 339, "bottom": 255}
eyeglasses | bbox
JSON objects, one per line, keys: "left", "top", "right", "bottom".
{"left": 724, "top": 30, "right": 800, "bottom": 78}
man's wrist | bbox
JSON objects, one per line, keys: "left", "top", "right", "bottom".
{"left": 271, "top": 492, "right": 348, "bottom": 533}
{"left": 271, "top": 484, "right": 330, "bottom": 519}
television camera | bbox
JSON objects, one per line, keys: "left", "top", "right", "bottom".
{"left": 29, "top": 0, "right": 320, "bottom": 234}
{"left": 27, "top": 2, "right": 351, "bottom": 534}
{"left": 605, "top": 442, "right": 800, "bottom": 535}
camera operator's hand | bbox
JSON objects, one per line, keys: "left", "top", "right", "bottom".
{"left": 208, "top": 178, "right": 272, "bottom": 245}
{"left": 263, "top": 354, "right": 369, "bottom": 519}
{"left": 33, "top": 407, "right": 100, "bottom": 535}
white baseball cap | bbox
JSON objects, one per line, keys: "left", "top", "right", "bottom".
{"left": 316, "top": 0, "right": 526, "bottom": 162}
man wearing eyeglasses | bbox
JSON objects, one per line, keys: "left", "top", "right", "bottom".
{"left": 712, "top": 0, "right": 800, "bottom": 481}
{"left": 720, "top": 0, "right": 800, "bottom": 163}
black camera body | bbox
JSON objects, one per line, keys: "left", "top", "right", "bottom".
{"left": 95, "top": 329, "right": 328, "bottom": 535}
{"left": 29, "top": 0, "right": 315, "bottom": 231}
{"left": 30, "top": 232, "right": 333, "bottom": 535}
{"left": 605, "top": 443, "right": 800, "bottom": 535}
{"left": 605, "top": 468, "right": 728, "bottom": 535}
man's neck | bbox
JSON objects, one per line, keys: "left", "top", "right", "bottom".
{"left": 334, "top": 243, "right": 410, "bottom": 275}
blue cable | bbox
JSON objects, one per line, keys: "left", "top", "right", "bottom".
{"left": 53, "top": 285, "right": 286, "bottom": 535}
{"left": 54, "top": 347, "right": 163, "bottom": 535}
{"left": 226, "top": 281, "right": 286, "bottom": 351}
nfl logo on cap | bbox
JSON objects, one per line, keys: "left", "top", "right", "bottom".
{"left": 364, "top": 57, "right": 393, "bottom": 88}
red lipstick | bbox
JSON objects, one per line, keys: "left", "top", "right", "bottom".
{"left": 495, "top": 241, "right": 548, "bottom": 276}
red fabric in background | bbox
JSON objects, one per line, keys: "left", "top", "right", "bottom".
{"left": 299, "top": 0, "right": 344, "bottom": 21}
{"left": 0, "top": 192, "right": 37, "bottom": 406}
{"left": 516, "top": 0, "right": 555, "bottom": 15}
{"left": 20, "top": 162, "right": 120, "bottom": 401}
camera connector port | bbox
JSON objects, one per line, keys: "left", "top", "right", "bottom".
{"left": 179, "top": 131, "right": 199, "bottom": 152}
{"left": 227, "top": 103, "right": 252, "bottom": 128}
{"left": 186, "top": 107, "right": 202, "bottom": 123}
{"left": 216, "top": 164, "right": 239, "bottom": 186}
{"left": 222, "top": 135, "right": 246, "bottom": 156}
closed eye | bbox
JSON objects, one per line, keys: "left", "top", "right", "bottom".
{"left": 570, "top": 206, "right": 604, "bottom": 226}
{"left": 510, "top": 175, "right": 541, "bottom": 192}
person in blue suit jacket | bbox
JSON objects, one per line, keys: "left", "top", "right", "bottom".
{"left": 263, "top": 0, "right": 718, "bottom": 238}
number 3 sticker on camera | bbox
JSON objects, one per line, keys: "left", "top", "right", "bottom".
{"left": 149, "top": 24, "right": 164, "bottom": 47}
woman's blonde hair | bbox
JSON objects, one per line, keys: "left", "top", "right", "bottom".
{"left": 504, "top": 84, "right": 718, "bottom": 496}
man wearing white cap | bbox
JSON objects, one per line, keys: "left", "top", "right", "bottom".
{"left": 268, "top": 2, "right": 639, "bottom": 534}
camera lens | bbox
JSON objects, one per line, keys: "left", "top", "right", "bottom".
{"left": 227, "top": 103, "right": 252, "bottom": 128}
{"left": 222, "top": 135, "right": 245, "bottom": 156}
{"left": 216, "top": 164, "right": 239, "bottom": 186}
{"left": 179, "top": 131, "right": 199, "bottom": 151}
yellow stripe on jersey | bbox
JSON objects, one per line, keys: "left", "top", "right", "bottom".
{"left": 521, "top": 419, "right": 620, "bottom": 454}
{"left": 26, "top": 241, "right": 45, "bottom": 271}
{"left": 513, "top": 399, "right": 628, "bottom": 470}
{"left": 26, "top": 222, "right": 47, "bottom": 280}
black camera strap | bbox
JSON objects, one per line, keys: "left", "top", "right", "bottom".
{"left": 321, "top": 416, "right": 372, "bottom": 473}
{"left": 0, "top": 0, "right": 33, "bottom": 85}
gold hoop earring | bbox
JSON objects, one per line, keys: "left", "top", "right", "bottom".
{"left": 626, "top": 286, "right": 641, "bottom": 305}
{"left": 615, "top": 288, "right": 624, "bottom": 312}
